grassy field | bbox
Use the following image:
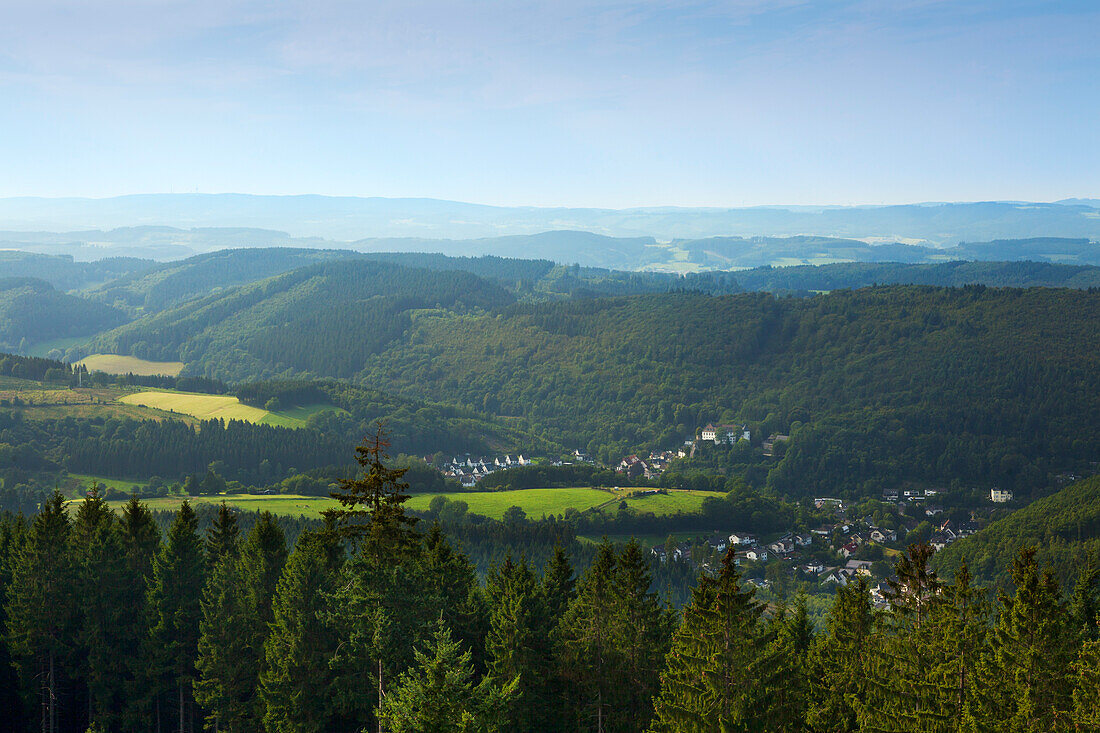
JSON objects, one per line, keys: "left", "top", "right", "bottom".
{"left": 90, "top": 487, "right": 725, "bottom": 521}
{"left": 406, "top": 487, "right": 615, "bottom": 519}
{"left": 77, "top": 354, "right": 185, "bottom": 376}
{"left": 619, "top": 489, "right": 722, "bottom": 515}
{"left": 101, "top": 494, "right": 339, "bottom": 517}
{"left": 67, "top": 473, "right": 149, "bottom": 494}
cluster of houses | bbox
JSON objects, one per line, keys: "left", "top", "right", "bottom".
{"left": 440, "top": 454, "right": 531, "bottom": 487}
{"left": 652, "top": 530, "right": 813, "bottom": 570}
{"left": 651, "top": 502, "right": 984, "bottom": 606}
{"left": 616, "top": 450, "right": 684, "bottom": 479}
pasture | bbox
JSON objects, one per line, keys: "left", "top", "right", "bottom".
{"left": 103, "top": 494, "right": 338, "bottom": 518}
{"left": 406, "top": 487, "right": 615, "bottom": 519}
{"left": 92, "top": 487, "right": 724, "bottom": 522}
{"left": 77, "top": 354, "right": 185, "bottom": 377}
{"left": 117, "top": 390, "right": 340, "bottom": 428}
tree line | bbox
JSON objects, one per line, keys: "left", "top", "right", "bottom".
{"left": 3, "top": 434, "right": 1100, "bottom": 732}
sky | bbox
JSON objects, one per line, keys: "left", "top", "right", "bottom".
{"left": 0, "top": 0, "right": 1097, "bottom": 207}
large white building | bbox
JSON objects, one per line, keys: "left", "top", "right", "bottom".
{"left": 990, "top": 488, "right": 1013, "bottom": 503}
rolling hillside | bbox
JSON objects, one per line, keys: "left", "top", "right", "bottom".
{"left": 83, "top": 259, "right": 515, "bottom": 380}
{"left": 80, "top": 269, "right": 1100, "bottom": 498}
{"left": 0, "top": 278, "right": 127, "bottom": 351}
{"left": 934, "top": 475, "right": 1100, "bottom": 591}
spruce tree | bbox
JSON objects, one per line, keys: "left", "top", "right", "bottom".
{"left": 542, "top": 544, "right": 576, "bottom": 623}
{"left": 649, "top": 550, "right": 776, "bottom": 732}
{"left": 119, "top": 494, "right": 161, "bottom": 583}
{"left": 195, "top": 555, "right": 250, "bottom": 732}
{"left": 205, "top": 501, "right": 240, "bottom": 570}
{"left": 1072, "top": 633, "right": 1100, "bottom": 729}
{"left": 922, "top": 562, "right": 988, "bottom": 730}
{"left": 485, "top": 556, "right": 546, "bottom": 730}
{"left": 859, "top": 543, "right": 945, "bottom": 732}
{"left": 322, "top": 429, "right": 429, "bottom": 730}
{"left": 557, "top": 540, "right": 619, "bottom": 732}
{"left": 805, "top": 576, "right": 875, "bottom": 732}
{"left": 260, "top": 527, "right": 343, "bottom": 733}
{"left": 6, "top": 490, "right": 75, "bottom": 733}
{"left": 376, "top": 623, "right": 518, "bottom": 733}
{"left": 969, "top": 547, "right": 1076, "bottom": 731}
{"left": 71, "top": 485, "right": 133, "bottom": 730}
{"left": 541, "top": 545, "right": 576, "bottom": 732}
{"left": 0, "top": 514, "right": 28, "bottom": 731}
{"left": 611, "top": 539, "right": 671, "bottom": 733}
{"left": 420, "top": 522, "right": 485, "bottom": 668}
{"left": 147, "top": 502, "right": 206, "bottom": 733}
{"left": 323, "top": 424, "right": 418, "bottom": 557}
{"left": 117, "top": 495, "right": 161, "bottom": 729}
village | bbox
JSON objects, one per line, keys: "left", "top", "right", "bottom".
{"left": 649, "top": 485, "right": 1009, "bottom": 607}
{"left": 616, "top": 422, "right": 791, "bottom": 479}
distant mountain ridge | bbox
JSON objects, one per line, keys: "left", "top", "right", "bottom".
{"left": 0, "top": 194, "right": 1098, "bottom": 245}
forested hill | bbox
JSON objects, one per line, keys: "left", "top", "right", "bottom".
{"left": 934, "top": 475, "right": 1100, "bottom": 590}
{"left": 87, "top": 247, "right": 368, "bottom": 313}
{"left": 0, "top": 251, "right": 152, "bottom": 290}
{"left": 83, "top": 277, "right": 1100, "bottom": 498}
{"left": 354, "top": 286, "right": 1100, "bottom": 497}
{"left": 731, "top": 259, "right": 1100, "bottom": 292}
{"left": 0, "top": 278, "right": 127, "bottom": 350}
{"left": 84, "top": 259, "right": 515, "bottom": 381}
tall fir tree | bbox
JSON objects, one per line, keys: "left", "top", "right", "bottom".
{"left": 205, "top": 502, "right": 240, "bottom": 571}
{"left": 557, "top": 540, "right": 620, "bottom": 732}
{"left": 71, "top": 484, "right": 133, "bottom": 731}
{"left": 969, "top": 547, "right": 1076, "bottom": 731}
{"left": 6, "top": 490, "right": 75, "bottom": 733}
{"left": 611, "top": 540, "right": 671, "bottom": 733}
{"left": 485, "top": 556, "right": 548, "bottom": 730}
{"left": 859, "top": 543, "right": 946, "bottom": 732}
{"left": 147, "top": 502, "right": 206, "bottom": 733}
{"left": 420, "top": 522, "right": 486, "bottom": 670}
{"left": 195, "top": 555, "right": 250, "bottom": 732}
{"left": 376, "top": 623, "right": 518, "bottom": 733}
{"left": 648, "top": 550, "right": 780, "bottom": 732}
{"left": 1071, "top": 632, "right": 1100, "bottom": 729}
{"left": 322, "top": 429, "right": 429, "bottom": 731}
{"left": 322, "top": 424, "right": 418, "bottom": 557}
{"left": 805, "top": 577, "right": 875, "bottom": 733}
{"left": 117, "top": 495, "right": 161, "bottom": 730}
{"left": 541, "top": 544, "right": 576, "bottom": 733}
{"left": 260, "top": 526, "right": 343, "bottom": 733}
{"left": 0, "top": 514, "right": 28, "bottom": 731}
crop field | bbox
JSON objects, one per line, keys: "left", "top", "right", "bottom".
{"left": 120, "top": 391, "right": 270, "bottom": 422}
{"left": 77, "top": 354, "right": 185, "bottom": 376}
{"left": 117, "top": 390, "right": 339, "bottom": 428}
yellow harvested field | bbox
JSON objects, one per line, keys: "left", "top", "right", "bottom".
{"left": 119, "top": 391, "right": 269, "bottom": 422}
{"left": 77, "top": 354, "right": 185, "bottom": 377}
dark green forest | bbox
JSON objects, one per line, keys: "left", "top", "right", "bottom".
{"left": 0, "top": 279, "right": 126, "bottom": 351}
{"left": 2, "top": 439, "right": 1100, "bottom": 732}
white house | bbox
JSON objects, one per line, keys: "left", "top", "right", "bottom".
{"left": 728, "top": 532, "right": 757, "bottom": 546}
{"left": 744, "top": 547, "right": 768, "bottom": 562}
{"left": 990, "top": 488, "right": 1013, "bottom": 503}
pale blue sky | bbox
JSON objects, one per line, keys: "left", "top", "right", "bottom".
{"left": 0, "top": 0, "right": 1096, "bottom": 206}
